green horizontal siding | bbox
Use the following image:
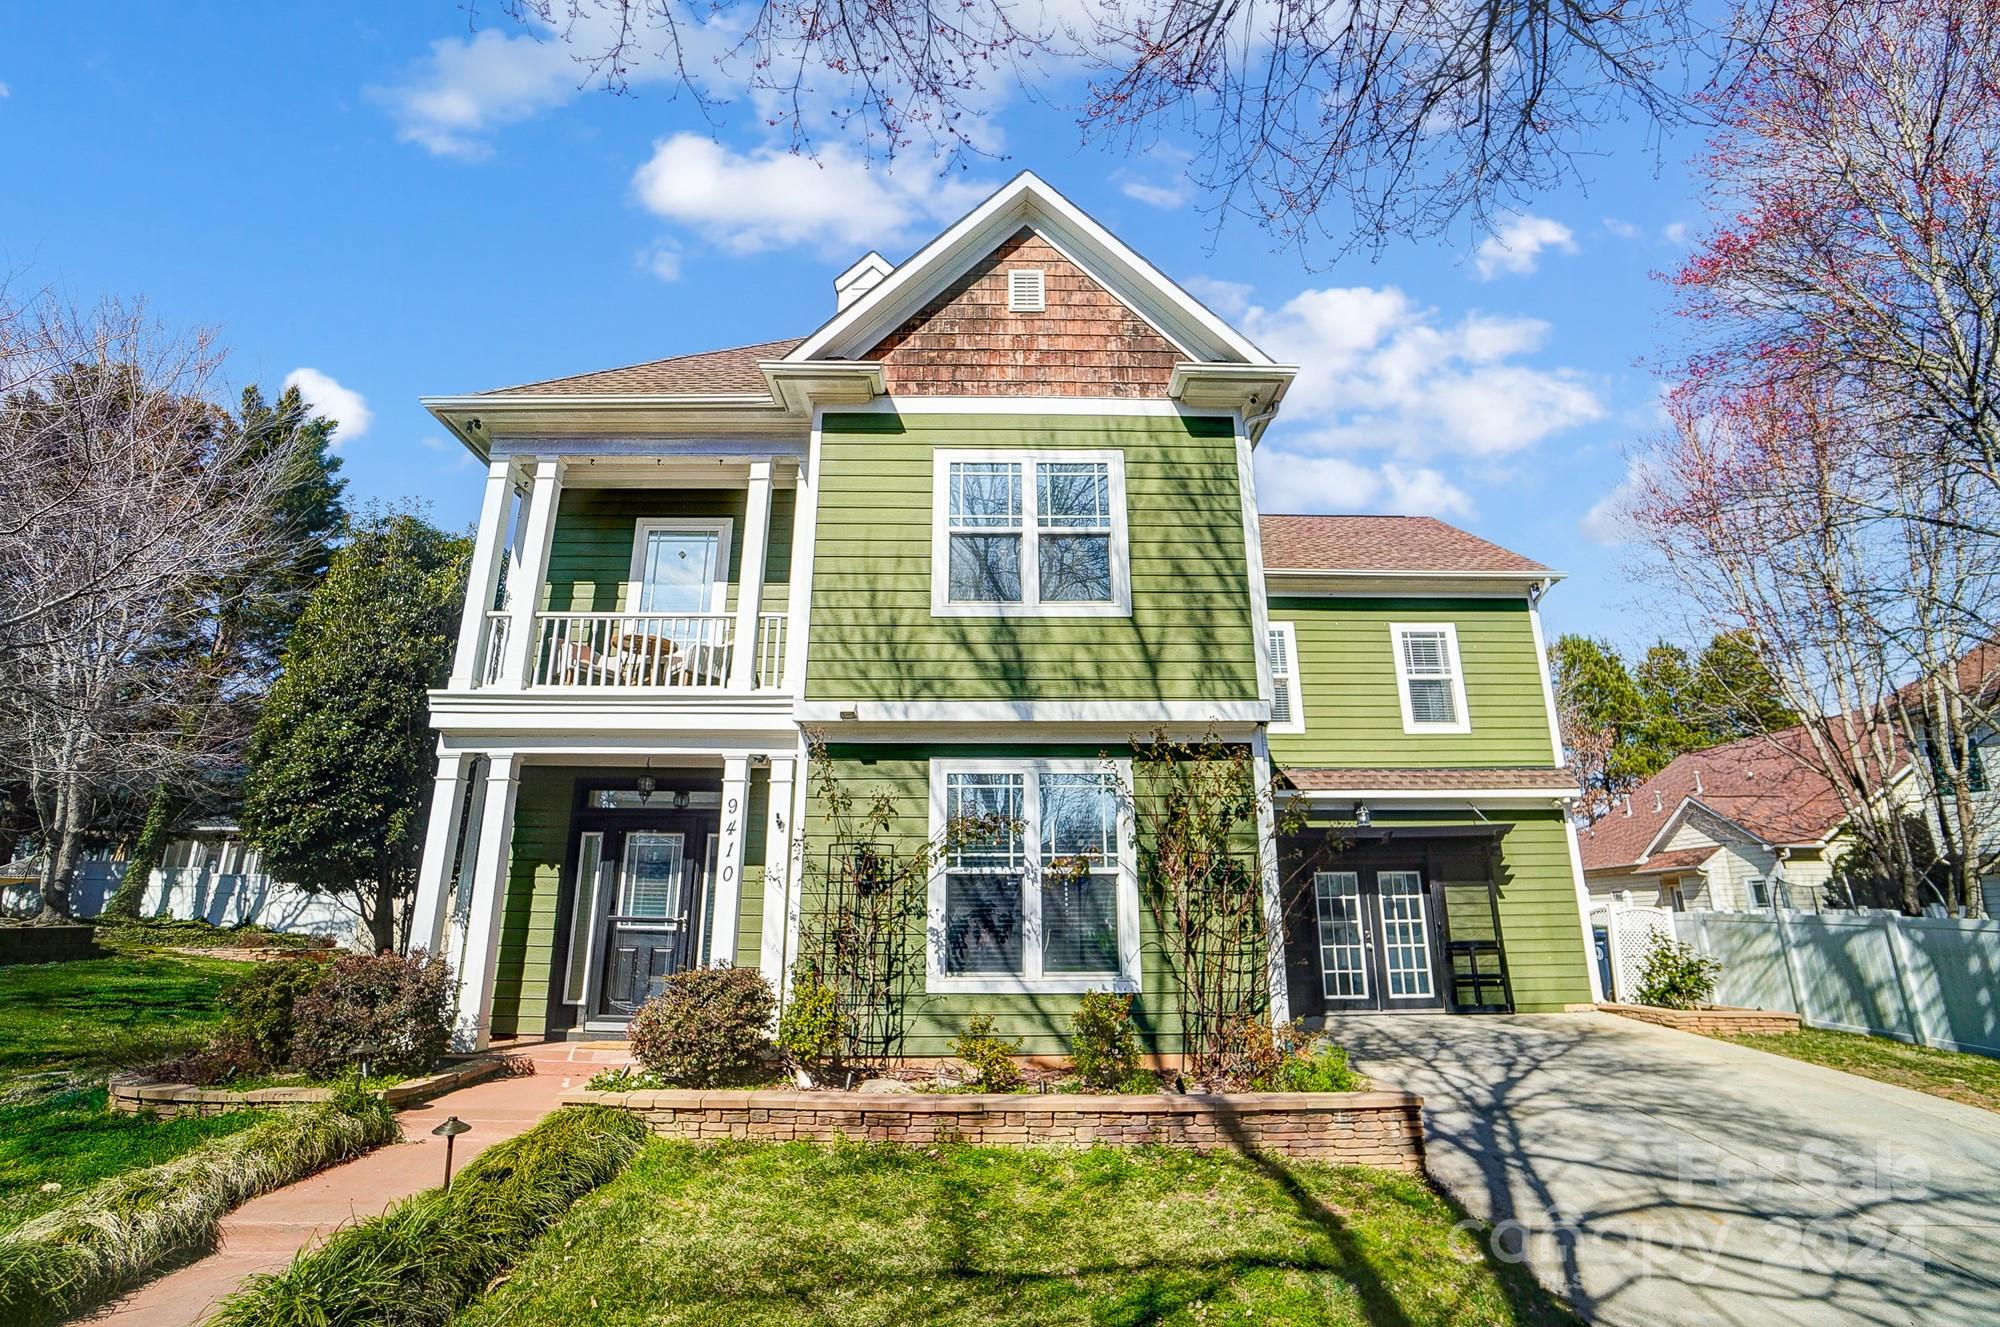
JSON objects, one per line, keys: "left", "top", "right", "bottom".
{"left": 806, "top": 412, "right": 1259, "bottom": 702}
{"left": 1268, "top": 596, "right": 1557, "bottom": 768}
{"left": 493, "top": 765, "right": 592, "bottom": 1038}
{"left": 804, "top": 744, "right": 1193, "bottom": 1057}
{"left": 734, "top": 767, "right": 771, "bottom": 970}
{"left": 543, "top": 486, "right": 795, "bottom": 614}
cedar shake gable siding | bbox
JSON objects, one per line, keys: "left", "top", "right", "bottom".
{"left": 865, "top": 229, "right": 1183, "bottom": 397}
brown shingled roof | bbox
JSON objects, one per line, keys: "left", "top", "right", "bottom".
{"left": 1260, "top": 515, "right": 1552, "bottom": 576}
{"left": 1577, "top": 725, "right": 1896, "bottom": 873}
{"left": 1282, "top": 767, "right": 1577, "bottom": 793}
{"left": 480, "top": 338, "right": 804, "bottom": 398}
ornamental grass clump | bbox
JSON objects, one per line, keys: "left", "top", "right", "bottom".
{"left": 628, "top": 966, "right": 777, "bottom": 1088}
{"left": 0, "top": 1091, "right": 396, "bottom": 1324}
{"left": 208, "top": 1105, "right": 647, "bottom": 1327}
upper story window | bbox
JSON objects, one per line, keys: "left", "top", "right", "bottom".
{"left": 1391, "top": 623, "right": 1471, "bottom": 734}
{"left": 1923, "top": 735, "right": 1989, "bottom": 792}
{"left": 1267, "top": 621, "right": 1304, "bottom": 734}
{"left": 929, "top": 759, "right": 1138, "bottom": 994}
{"left": 932, "top": 450, "right": 1130, "bottom": 617}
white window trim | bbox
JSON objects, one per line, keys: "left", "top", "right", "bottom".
{"left": 626, "top": 517, "right": 734, "bottom": 614}
{"left": 926, "top": 756, "right": 1140, "bottom": 995}
{"left": 930, "top": 449, "right": 1132, "bottom": 618}
{"left": 1390, "top": 622, "right": 1472, "bottom": 735}
{"left": 1267, "top": 620, "right": 1305, "bottom": 734}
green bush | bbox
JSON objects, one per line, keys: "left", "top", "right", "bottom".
{"left": 292, "top": 950, "right": 454, "bottom": 1079}
{"left": 1634, "top": 935, "right": 1723, "bottom": 1010}
{"left": 1214, "top": 1016, "right": 1364, "bottom": 1093}
{"left": 774, "top": 970, "right": 845, "bottom": 1077}
{"left": 585, "top": 1066, "right": 665, "bottom": 1092}
{"left": 953, "top": 1014, "right": 1023, "bottom": 1092}
{"left": 208, "top": 1106, "right": 647, "bottom": 1327}
{"left": 224, "top": 958, "right": 332, "bottom": 1066}
{"left": 628, "top": 966, "right": 777, "bottom": 1088}
{"left": 1269, "top": 1043, "right": 1365, "bottom": 1093}
{"left": 0, "top": 1092, "right": 396, "bottom": 1324}
{"left": 1069, "top": 991, "right": 1140, "bottom": 1092}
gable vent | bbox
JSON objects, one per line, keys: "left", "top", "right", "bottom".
{"left": 1008, "top": 268, "right": 1046, "bottom": 313}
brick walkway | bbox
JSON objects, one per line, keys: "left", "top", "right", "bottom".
{"left": 82, "top": 1039, "right": 630, "bottom": 1327}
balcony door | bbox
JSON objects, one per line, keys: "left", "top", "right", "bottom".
{"left": 631, "top": 519, "right": 731, "bottom": 614}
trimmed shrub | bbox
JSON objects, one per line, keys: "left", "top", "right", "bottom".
{"left": 1634, "top": 936, "right": 1723, "bottom": 1010}
{"left": 224, "top": 959, "right": 331, "bottom": 1067}
{"left": 953, "top": 1014, "right": 1023, "bottom": 1092}
{"left": 0, "top": 1091, "right": 397, "bottom": 1324}
{"left": 627, "top": 966, "right": 777, "bottom": 1088}
{"left": 775, "top": 969, "right": 845, "bottom": 1078}
{"left": 140, "top": 1030, "right": 268, "bottom": 1087}
{"left": 207, "top": 1106, "right": 647, "bottom": 1327}
{"left": 1069, "top": 991, "right": 1140, "bottom": 1092}
{"left": 292, "top": 950, "right": 454, "bottom": 1079}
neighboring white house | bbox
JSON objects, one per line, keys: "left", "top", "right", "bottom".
{"left": 0, "top": 822, "right": 369, "bottom": 949}
{"left": 1578, "top": 726, "right": 1909, "bottom": 913}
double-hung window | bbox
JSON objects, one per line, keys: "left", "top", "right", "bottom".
{"left": 934, "top": 451, "right": 1129, "bottom": 616}
{"left": 930, "top": 759, "right": 1138, "bottom": 993}
{"left": 1391, "top": 623, "right": 1471, "bottom": 734}
{"left": 1267, "top": 621, "right": 1304, "bottom": 733}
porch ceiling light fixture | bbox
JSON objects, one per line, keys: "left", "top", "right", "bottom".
{"left": 637, "top": 759, "right": 657, "bottom": 805}
{"left": 1353, "top": 801, "right": 1371, "bottom": 828}
{"left": 672, "top": 789, "right": 691, "bottom": 810}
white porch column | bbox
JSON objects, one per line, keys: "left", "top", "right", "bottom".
{"left": 1251, "top": 734, "right": 1290, "bottom": 1024}
{"left": 498, "top": 459, "right": 564, "bottom": 690}
{"left": 452, "top": 752, "right": 521, "bottom": 1051}
{"left": 449, "top": 461, "right": 518, "bottom": 690}
{"left": 409, "top": 750, "right": 473, "bottom": 956}
{"left": 708, "top": 756, "right": 752, "bottom": 966}
{"left": 730, "top": 460, "right": 774, "bottom": 690}
{"left": 758, "top": 756, "right": 797, "bottom": 984}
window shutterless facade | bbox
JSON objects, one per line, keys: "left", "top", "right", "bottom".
{"left": 1390, "top": 623, "right": 1471, "bottom": 734}
{"left": 927, "top": 758, "right": 1140, "bottom": 994}
{"left": 931, "top": 450, "right": 1131, "bottom": 616}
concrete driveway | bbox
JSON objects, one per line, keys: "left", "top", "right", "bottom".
{"left": 1338, "top": 1012, "right": 2000, "bottom": 1327}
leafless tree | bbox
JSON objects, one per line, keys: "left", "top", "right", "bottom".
{"left": 491, "top": 0, "right": 1723, "bottom": 252}
{"left": 0, "top": 294, "right": 312, "bottom": 921}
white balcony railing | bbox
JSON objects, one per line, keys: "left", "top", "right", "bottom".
{"left": 474, "top": 610, "right": 788, "bottom": 691}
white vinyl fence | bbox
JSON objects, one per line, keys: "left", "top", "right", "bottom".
{"left": 1, "top": 859, "right": 368, "bottom": 949}
{"left": 1588, "top": 902, "right": 1677, "bottom": 1003}
{"left": 1673, "top": 909, "right": 2000, "bottom": 1058}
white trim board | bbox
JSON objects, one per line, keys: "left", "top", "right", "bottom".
{"left": 793, "top": 699, "right": 1269, "bottom": 725}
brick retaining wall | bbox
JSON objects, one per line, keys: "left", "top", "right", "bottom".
{"left": 562, "top": 1088, "right": 1427, "bottom": 1171}
{"left": 109, "top": 1057, "right": 503, "bottom": 1118}
{"left": 1597, "top": 1002, "right": 1802, "bottom": 1036}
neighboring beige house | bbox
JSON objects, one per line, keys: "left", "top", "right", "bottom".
{"left": 1578, "top": 727, "right": 1896, "bottom": 912}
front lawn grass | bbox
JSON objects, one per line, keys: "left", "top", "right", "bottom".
{"left": 1726, "top": 1026, "right": 2000, "bottom": 1113}
{"left": 0, "top": 949, "right": 250, "bottom": 1084}
{"left": 0, "top": 1085, "right": 261, "bottom": 1230}
{"left": 454, "top": 1141, "right": 1579, "bottom": 1327}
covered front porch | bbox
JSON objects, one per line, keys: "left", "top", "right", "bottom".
{"left": 409, "top": 743, "right": 799, "bottom": 1048}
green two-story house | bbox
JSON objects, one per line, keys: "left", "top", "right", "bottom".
{"left": 409, "top": 173, "right": 1599, "bottom": 1055}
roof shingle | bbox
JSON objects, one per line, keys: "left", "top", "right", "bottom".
{"left": 479, "top": 338, "right": 803, "bottom": 398}
{"left": 1260, "top": 515, "right": 1553, "bottom": 576}
{"left": 1282, "top": 766, "right": 1577, "bottom": 793}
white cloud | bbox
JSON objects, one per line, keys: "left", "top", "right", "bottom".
{"left": 630, "top": 134, "right": 988, "bottom": 254}
{"left": 637, "top": 242, "right": 683, "bottom": 283}
{"left": 1602, "top": 217, "right": 1641, "bottom": 240}
{"left": 1242, "top": 285, "right": 1603, "bottom": 457}
{"left": 1254, "top": 451, "right": 1473, "bottom": 519}
{"left": 1182, "top": 275, "right": 1254, "bottom": 320}
{"left": 1473, "top": 214, "right": 1577, "bottom": 280}
{"left": 283, "top": 368, "right": 373, "bottom": 442}
{"left": 1662, "top": 221, "right": 1691, "bottom": 246}
{"left": 1121, "top": 180, "right": 1190, "bottom": 209}
{"left": 372, "top": 29, "right": 581, "bottom": 160}
{"left": 1580, "top": 458, "right": 1653, "bottom": 546}
{"left": 0, "top": 82, "right": 10, "bottom": 99}
{"left": 422, "top": 434, "right": 479, "bottom": 470}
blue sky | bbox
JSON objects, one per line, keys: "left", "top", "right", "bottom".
{"left": 0, "top": 4, "right": 1708, "bottom": 649}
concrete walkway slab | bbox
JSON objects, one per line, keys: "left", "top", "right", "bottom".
{"left": 1338, "top": 1012, "right": 2000, "bottom": 1327}
{"left": 82, "top": 1039, "right": 628, "bottom": 1327}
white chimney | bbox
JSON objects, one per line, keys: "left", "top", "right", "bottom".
{"left": 834, "top": 251, "right": 894, "bottom": 310}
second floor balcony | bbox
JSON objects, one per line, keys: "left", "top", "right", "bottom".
{"left": 477, "top": 609, "right": 786, "bottom": 691}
